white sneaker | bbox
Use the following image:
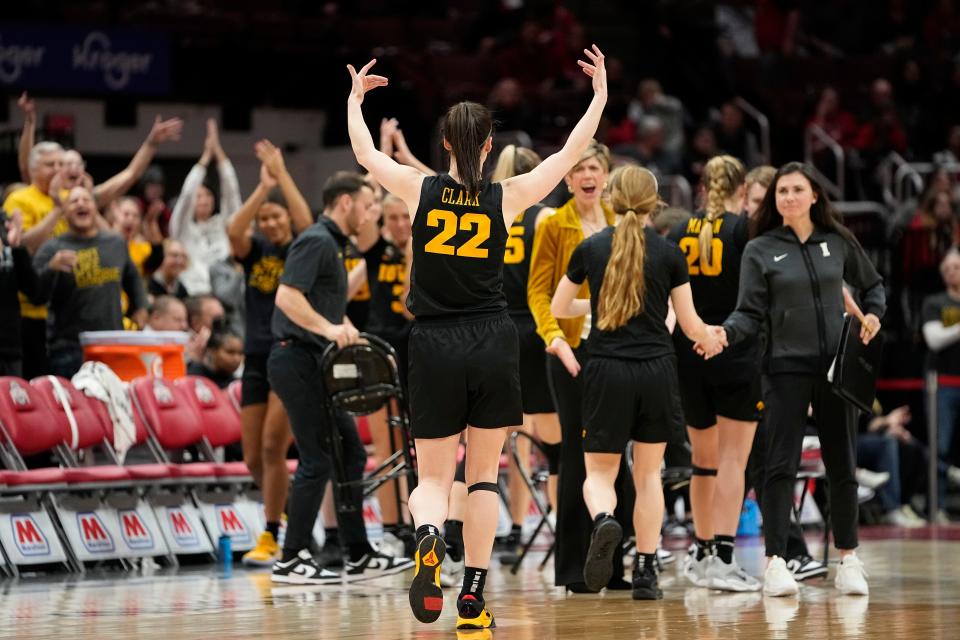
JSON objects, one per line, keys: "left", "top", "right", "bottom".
{"left": 763, "top": 556, "right": 799, "bottom": 597}
{"left": 935, "top": 509, "right": 953, "bottom": 525}
{"left": 707, "top": 557, "right": 762, "bottom": 592}
{"left": 884, "top": 506, "right": 925, "bottom": 529}
{"left": 835, "top": 554, "right": 869, "bottom": 595}
{"left": 900, "top": 504, "right": 926, "bottom": 526}
{"left": 683, "top": 548, "right": 711, "bottom": 587}
{"left": 439, "top": 554, "right": 465, "bottom": 588}
{"left": 657, "top": 546, "right": 675, "bottom": 566}
{"left": 948, "top": 465, "right": 960, "bottom": 487}
{"left": 855, "top": 468, "right": 890, "bottom": 490}
{"left": 379, "top": 531, "right": 406, "bottom": 557}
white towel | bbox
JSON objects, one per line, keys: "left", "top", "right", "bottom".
{"left": 72, "top": 362, "right": 137, "bottom": 462}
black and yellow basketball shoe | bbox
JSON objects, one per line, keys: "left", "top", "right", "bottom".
{"left": 409, "top": 533, "right": 446, "bottom": 623}
{"left": 456, "top": 594, "right": 496, "bottom": 630}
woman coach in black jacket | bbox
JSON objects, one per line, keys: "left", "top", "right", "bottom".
{"left": 717, "top": 162, "right": 884, "bottom": 597}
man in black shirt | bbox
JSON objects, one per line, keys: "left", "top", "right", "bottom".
{"left": 0, "top": 210, "right": 40, "bottom": 376}
{"left": 268, "top": 172, "right": 413, "bottom": 585}
{"left": 34, "top": 187, "right": 148, "bottom": 378}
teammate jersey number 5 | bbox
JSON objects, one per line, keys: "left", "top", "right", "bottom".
{"left": 504, "top": 224, "right": 524, "bottom": 264}
{"left": 678, "top": 237, "right": 723, "bottom": 276}
{"left": 424, "top": 209, "right": 491, "bottom": 258}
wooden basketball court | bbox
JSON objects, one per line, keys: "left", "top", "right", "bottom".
{"left": 0, "top": 527, "right": 960, "bottom": 640}
{"left": 2, "top": 527, "right": 958, "bottom": 640}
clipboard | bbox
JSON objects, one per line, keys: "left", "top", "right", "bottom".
{"left": 827, "top": 315, "right": 884, "bottom": 413}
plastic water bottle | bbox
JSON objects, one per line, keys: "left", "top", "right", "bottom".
{"left": 218, "top": 534, "right": 233, "bottom": 576}
{"left": 737, "top": 498, "right": 761, "bottom": 537}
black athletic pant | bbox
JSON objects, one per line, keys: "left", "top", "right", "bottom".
{"left": 761, "top": 373, "right": 859, "bottom": 557}
{"left": 268, "top": 341, "right": 368, "bottom": 554}
{"left": 747, "top": 418, "right": 810, "bottom": 559}
{"left": 547, "top": 343, "right": 634, "bottom": 587}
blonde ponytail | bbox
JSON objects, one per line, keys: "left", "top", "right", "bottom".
{"left": 700, "top": 155, "right": 745, "bottom": 264}
{"left": 596, "top": 165, "right": 661, "bottom": 331}
{"left": 492, "top": 144, "right": 543, "bottom": 182}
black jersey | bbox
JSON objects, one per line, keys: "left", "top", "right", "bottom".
{"left": 344, "top": 239, "right": 371, "bottom": 330}
{"left": 366, "top": 237, "right": 409, "bottom": 333}
{"left": 240, "top": 235, "right": 289, "bottom": 356}
{"left": 407, "top": 174, "right": 508, "bottom": 318}
{"left": 567, "top": 226, "right": 689, "bottom": 361}
{"left": 503, "top": 203, "right": 544, "bottom": 319}
{"left": 667, "top": 211, "right": 749, "bottom": 325}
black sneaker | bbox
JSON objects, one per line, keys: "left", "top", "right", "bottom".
{"left": 345, "top": 549, "right": 415, "bottom": 581}
{"left": 498, "top": 532, "right": 522, "bottom": 566}
{"left": 272, "top": 549, "right": 341, "bottom": 585}
{"left": 456, "top": 594, "right": 496, "bottom": 630}
{"left": 583, "top": 516, "right": 623, "bottom": 592}
{"left": 409, "top": 533, "right": 446, "bottom": 623}
{"left": 632, "top": 564, "right": 663, "bottom": 600}
{"left": 785, "top": 554, "right": 829, "bottom": 581}
{"left": 318, "top": 537, "right": 344, "bottom": 569}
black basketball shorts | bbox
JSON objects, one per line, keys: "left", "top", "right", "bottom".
{"left": 511, "top": 315, "right": 555, "bottom": 415}
{"left": 677, "top": 359, "right": 762, "bottom": 430}
{"left": 241, "top": 353, "right": 272, "bottom": 406}
{"left": 408, "top": 312, "right": 523, "bottom": 439}
{"left": 582, "top": 355, "right": 685, "bottom": 453}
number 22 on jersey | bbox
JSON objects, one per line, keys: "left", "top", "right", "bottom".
{"left": 424, "top": 209, "right": 490, "bottom": 258}
{"left": 679, "top": 237, "right": 723, "bottom": 276}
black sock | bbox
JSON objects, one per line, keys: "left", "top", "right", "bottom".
{"left": 458, "top": 566, "right": 488, "bottom": 614}
{"left": 444, "top": 520, "right": 464, "bottom": 561}
{"left": 509, "top": 524, "right": 522, "bottom": 539}
{"left": 347, "top": 542, "right": 375, "bottom": 562}
{"left": 593, "top": 512, "right": 614, "bottom": 526}
{"left": 416, "top": 523, "right": 441, "bottom": 544}
{"left": 695, "top": 537, "right": 713, "bottom": 561}
{"left": 715, "top": 535, "right": 735, "bottom": 564}
{"left": 324, "top": 528, "right": 339, "bottom": 546}
{"left": 281, "top": 548, "right": 300, "bottom": 562}
{"left": 265, "top": 521, "right": 280, "bottom": 539}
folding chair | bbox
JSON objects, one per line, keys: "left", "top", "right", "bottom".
{"left": 319, "top": 334, "right": 416, "bottom": 516}
{"left": 507, "top": 429, "right": 556, "bottom": 575}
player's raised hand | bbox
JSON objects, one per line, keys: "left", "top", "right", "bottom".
{"left": 577, "top": 44, "right": 607, "bottom": 98}
{"left": 347, "top": 59, "right": 389, "bottom": 105}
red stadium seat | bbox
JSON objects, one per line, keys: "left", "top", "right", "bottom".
{"left": 0, "top": 376, "right": 63, "bottom": 457}
{"left": 130, "top": 377, "right": 204, "bottom": 451}
{"left": 174, "top": 376, "right": 242, "bottom": 450}
{"left": 0, "top": 468, "right": 67, "bottom": 486}
{"left": 30, "top": 376, "right": 110, "bottom": 453}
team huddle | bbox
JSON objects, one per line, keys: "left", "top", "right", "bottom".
{"left": 258, "top": 43, "right": 885, "bottom": 633}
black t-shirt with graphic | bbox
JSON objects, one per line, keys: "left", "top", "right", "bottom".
{"left": 271, "top": 217, "right": 349, "bottom": 349}
{"left": 34, "top": 231, "right": 148, "bottom": 351}
{"left": 567, "top": 225, "right": 689, "bottom": 361}
{"left": 408, "top": 174, "right": 508, "bottom": 318}
{"left": 922, "top": 291, "right": 960, "bottom": 375}
{"left": 366, "top": 236, "right": 410, "bottom": 335}
{"left": 240, "top": 234, "right": 289, "bottom": 356}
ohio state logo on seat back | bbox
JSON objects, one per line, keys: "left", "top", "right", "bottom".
{"left": 152, "top": 379, "right": 174, "bottom": 405}
{"left": 193, "top": 379, "right": 215, "bottom": 405}
{"left": 11, "top": 514, "right": 50, "bottom": 556}
{"left": 9, "top": 380, "right": 31, "bottom": 408}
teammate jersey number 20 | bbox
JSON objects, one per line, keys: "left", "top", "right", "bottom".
{"left": 678, "top": 237, "right": 723, "bottom": 276}
{"left": 424, "top": 209, "right": 490, "bottom": 258}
